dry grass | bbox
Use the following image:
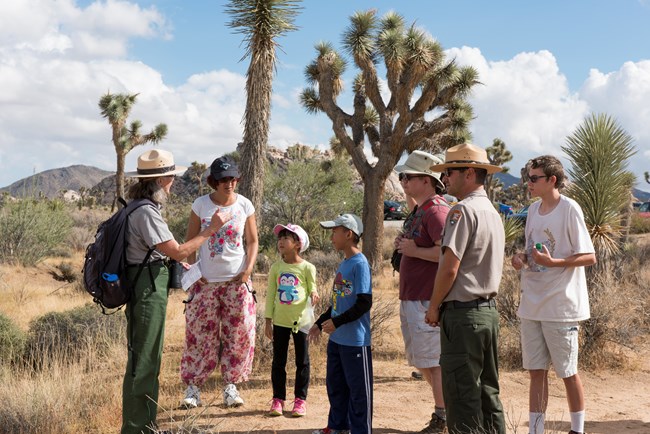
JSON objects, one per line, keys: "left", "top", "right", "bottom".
{"left": 1, "top": 230, "right": 649, "bottom": 433}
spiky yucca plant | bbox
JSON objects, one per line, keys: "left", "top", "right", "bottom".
{"left": 562, "top": 113, "right": 635, "bottom": 268}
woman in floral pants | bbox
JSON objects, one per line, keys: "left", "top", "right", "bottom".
{"left": 180, "top": 155, "right": 259, "bottom": 408}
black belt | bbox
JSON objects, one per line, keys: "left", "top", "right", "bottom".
{"left": 441, "top": 298, "right": 496, "bottom": 311}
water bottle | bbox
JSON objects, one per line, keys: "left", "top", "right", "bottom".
{"left": 102, "top": 273, "right": 118, "bottom": 282}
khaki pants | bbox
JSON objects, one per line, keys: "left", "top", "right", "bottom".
{"left": 121, "top": 264, "right": 169, "bottom": 434}
{"left": 440, "top": 305, "right": 505, "bottom": 434}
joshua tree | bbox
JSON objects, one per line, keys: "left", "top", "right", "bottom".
{"left": 187, "top": 161, "right": 208, "bottom": 196}
{"left": 562, "top": 113, "right": 635, "bottom": 273}
{"left": 301, "top": 10, "right": 477, "bottom": 271}
{"left": 98, "top": 92, "right": 167, "bottom": 208}
{"left": 226, "top": 0, "right": 302, "bottom": 223}
{"left": 485, "top": 138, "right": 513, "bottom": 202}
{"left": 644, "top": 171, "right": 649, "bottom": 184}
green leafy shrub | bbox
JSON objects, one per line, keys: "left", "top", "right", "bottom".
{"left": 0, "top": 198, "right": 72, "bottom": 266}
{"left": 25, "top": 303, "right": 126, "bottom": 366}
{"left": 0, "top": 312, "right": 26, "bottom": 365}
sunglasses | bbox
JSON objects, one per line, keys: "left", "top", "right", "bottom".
{"left": 442, "top": 167, "right": 468, "bottom": 177}
{"left": 527, "top": 174, "right": 549, "bottom": 183}
{"left": 217, "top": 177, "right": 239, "bottom": 184}
{"left": 398, "top": 173, "right": 425, "bottom": 182}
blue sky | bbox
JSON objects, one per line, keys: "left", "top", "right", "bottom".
{"left": 1, "top": 0, "right": 650, "bottom": 191}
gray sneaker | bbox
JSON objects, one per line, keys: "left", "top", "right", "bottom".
{"left": 420, "top": 412, "right": 446, "bottom": 433}
{"left": 182, "top": 385, "right": 201, "bottom": 408}
{"left": 223, "top": 383, "right": 244, "bottom": 407}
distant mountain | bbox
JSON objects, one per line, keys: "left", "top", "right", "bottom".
{"left": 494, "top": 172, "right": 650, "bottom": 202}
{"left": 0, "top": 165, "right": 113, "bottom": 199}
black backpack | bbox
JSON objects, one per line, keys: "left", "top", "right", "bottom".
{"left": 82, "top": 198, "right": 155, "bottom": 313}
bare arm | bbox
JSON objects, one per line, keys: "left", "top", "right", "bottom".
{"left": 424, "top": 248, "right": 461, "bottom": 326}
{"left": 532, "top": 246, "right": 596, "bottom": 268}
{"left": 156, "top": 208, "right": 230, "bottom": 262}
{"left": 184, "top": 211, "right": 201, "bottom": 264}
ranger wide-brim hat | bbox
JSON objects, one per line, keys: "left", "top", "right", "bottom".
{"left": 126, "top": 149, "right": 187, "bottom": 178}
{"left": 394, "top": 150, "right": 445, "bottom": 190}
{"left": 429, "top": 143, "right": 502, "bottom": 174}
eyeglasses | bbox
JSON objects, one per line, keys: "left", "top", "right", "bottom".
{"left": 527, "top": 174, "right": 549, "bottom": 183}
{"left": 398, "top": 173, "right": 425, "bottom": 182}
{"left": 442, "top": 168, "right": 468, "bottom": 177}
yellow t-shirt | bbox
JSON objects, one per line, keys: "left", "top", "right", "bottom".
{"left": 265, "top": 260, "right": 317, "bottom": 331}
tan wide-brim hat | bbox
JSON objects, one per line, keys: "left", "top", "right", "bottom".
{"left": 429, "top": 143, "right": 502, "bottom": 174}
{"left": 125, "top": 149, "right": 188, "bottom": 178}
{"left": 394, "top": 150, "right": 445, "bottom": 190}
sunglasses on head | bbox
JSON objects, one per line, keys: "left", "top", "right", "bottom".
{"left": 398, "top": 173, "right": 425, "bottom": 182}
{"left": 527, "top": 174, "right": 549, "bottom": 183}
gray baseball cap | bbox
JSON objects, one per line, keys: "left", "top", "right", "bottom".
{"left": 319, "top": 213, "right": 363, "bottom": 237}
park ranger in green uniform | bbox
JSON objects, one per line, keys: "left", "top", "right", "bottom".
{"left": 425, "top": 143, "right": 506, "bottom": 434}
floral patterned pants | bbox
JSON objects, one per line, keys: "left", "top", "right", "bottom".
{"left": 180, "top": 280, "right": 256, "bottom": 386}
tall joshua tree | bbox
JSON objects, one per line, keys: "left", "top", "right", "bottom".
{"left": 301, "top": 10, "right": 477, "bottom": 271}
{"left": 226, "top": 0, "right": 302, "bottom": 221}
{"left": 485, "top": 138, "right": 513, "bottom": 202}
{"left": 98, "top": 92, "right": 168, "bottom": 208}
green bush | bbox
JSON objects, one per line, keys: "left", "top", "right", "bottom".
{"left": 0, "top": 198, "right": 72, "bottom": 266}
{"left": 25, "top": 303, "right": 126, "bottom": 366}
{"left": 0, "top": 312, "right": 26, "bottom": 365}
{"left": 630, "top": 213, "right": 650, "bottom": 234}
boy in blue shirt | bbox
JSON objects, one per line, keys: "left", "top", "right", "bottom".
{"left": 309, "top": 214, "right": 373, "bottom": 434}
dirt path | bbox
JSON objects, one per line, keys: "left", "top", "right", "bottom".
{"left": 159, "top": 358, "right": 650, "bottom": 434}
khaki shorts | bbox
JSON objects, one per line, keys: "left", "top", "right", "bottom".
{"left": 400, "top": 300, "right": 441, "bottom": 368}
{"left": 520, "top": 318, "right": 580, "bottom": 378}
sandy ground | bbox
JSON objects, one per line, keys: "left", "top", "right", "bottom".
{"left": 158, "top": 357, "right": 650, "bottom": 434}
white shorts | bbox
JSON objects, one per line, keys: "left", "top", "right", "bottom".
{"left": 520, "top": 318, "right": 580, "bottom": 378}
{"left": 400, "top": 300, "right": 441, "bottom": 368}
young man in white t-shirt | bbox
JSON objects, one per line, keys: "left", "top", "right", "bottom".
{"left": 511, "top": 156, "right": 596, "bottom": 434}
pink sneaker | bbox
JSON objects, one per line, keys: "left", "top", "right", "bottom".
{"left": 268, "top": 398, "right": 284, "bottom": 416}
{"left": 292, "top": 398, "right": 307, "bottom": 417}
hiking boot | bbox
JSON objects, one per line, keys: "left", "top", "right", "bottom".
{"left": 291, "top": 397, "right": 307, "bottom": 417}
{"left": 182, "top": 385, "right": 201, "bottom": 408}
{"left": 568, "top": 431, "right": 585, "bottom": 434}
{"left": 268, "top": 398, "right": 284, "bottom": 416}
{"left": 311, "top": 428, "right": 350, "bottom": 434}
{"left": 411, "top": 370, "right": 423, "bottom": 380}
{"left": 223, "top": 383, "right": 244, "bottom": 407}
{"left": 420, "top": 412, "right": 446, "bottom": 433}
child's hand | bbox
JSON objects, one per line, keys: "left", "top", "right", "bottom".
{"left": 264, "top": 319, "right": 273, "bottom": 341}
{"left": 321, "top": 319, "right": 336, "bottom": 334}
{"left": 310, "top": 291, "right": 320, "bottom": 306}
{"left": 308, "top": 325, "right": 321, "bottom": 344}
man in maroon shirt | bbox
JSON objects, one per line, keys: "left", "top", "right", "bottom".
{"left": 394, "top": 151, "right": 450, "bottom": 433}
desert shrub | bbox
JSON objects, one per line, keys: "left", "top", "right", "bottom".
{"left": 630, "top": 213, "right": 650, "bottom": 234}
{"left": 304, "top": 249, "right": 342, "bottom": 284}
{"left": 0, "top": 198, "right": 72, "bottom": 266}
{"left": 162, "top": 199, "right": 193, "bottom": 243}
{"left": 369, "top": 294, "right": 396, "bottom": 348}
{"left": 0, "top": 312, "right": 26, "bottom": 365}
{"left": 25, "top": 303, "right": 126, "bottom": 367}
{"left": 382, "top": 227, "right": 400, "bottom": 261}
{"left": 67, "top": 208, "right": 109, "bottom": 251}
{"left": 49, "top": 261, "right": 78, "bottom": 283}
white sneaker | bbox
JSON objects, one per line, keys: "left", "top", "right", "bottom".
{"left": 223, "top": 383, "right": 244, "bottom": 407}
{"left": 182, "top": 385, "right": 201, "bottom": 408}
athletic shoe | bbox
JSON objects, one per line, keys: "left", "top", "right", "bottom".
{"left": 291, "top": 398, "right": 307, "bottom": 417}
{"left": 420, "top": 412, "right": 446, "bottom": 433}
{"left": 182, "top": 384, "right": 201, "bottom": 408}
{"left": 568, "top": 431, "right": 585, "bottom": 434}
{"left": 411, "top": 370, "right": 423, "bottom": 380}
{"left": 223, "top": 383, "right": 244, "bottom": 407}
{"left": 311, "top": 428, "right": 350, "bottom": 434}
{"left": 268, "top": 398, "right": 284, "bottom": 416}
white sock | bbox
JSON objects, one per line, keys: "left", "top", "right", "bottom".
{"left": 570, "top": 410, "right": 585, "bottom": 433}
{"left": 529, "top": 412, "right": 545, "bottom": 434}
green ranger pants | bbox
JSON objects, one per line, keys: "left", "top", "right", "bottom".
{"left": 121, "top": 263, "right": 169, "bottom": 434}
{"left": 439, "top": 305, "right": 506, "bottom": 434}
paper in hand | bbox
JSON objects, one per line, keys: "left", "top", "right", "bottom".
{"left": 181, "top": 260, "right": 202, "bottom": 291}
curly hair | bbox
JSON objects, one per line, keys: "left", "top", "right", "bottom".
{"left": 527, "top": 155, "right": 566, "bottom": 189}
{"left": 127, "top": 178, "right": 168, "bottom": 204}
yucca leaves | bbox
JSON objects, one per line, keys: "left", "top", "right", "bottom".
{"left": 562, "top": 113, "right": 636, "bottom": 261}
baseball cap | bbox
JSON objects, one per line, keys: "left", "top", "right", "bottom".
{"left": 210, "top": 155, "right": 240, "bottom": 180}
{"left": 319, "top": 213, "right": 363, "bottom": 237}
{"left": 273, "top": 223, "right": 310, "bottom": 253}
